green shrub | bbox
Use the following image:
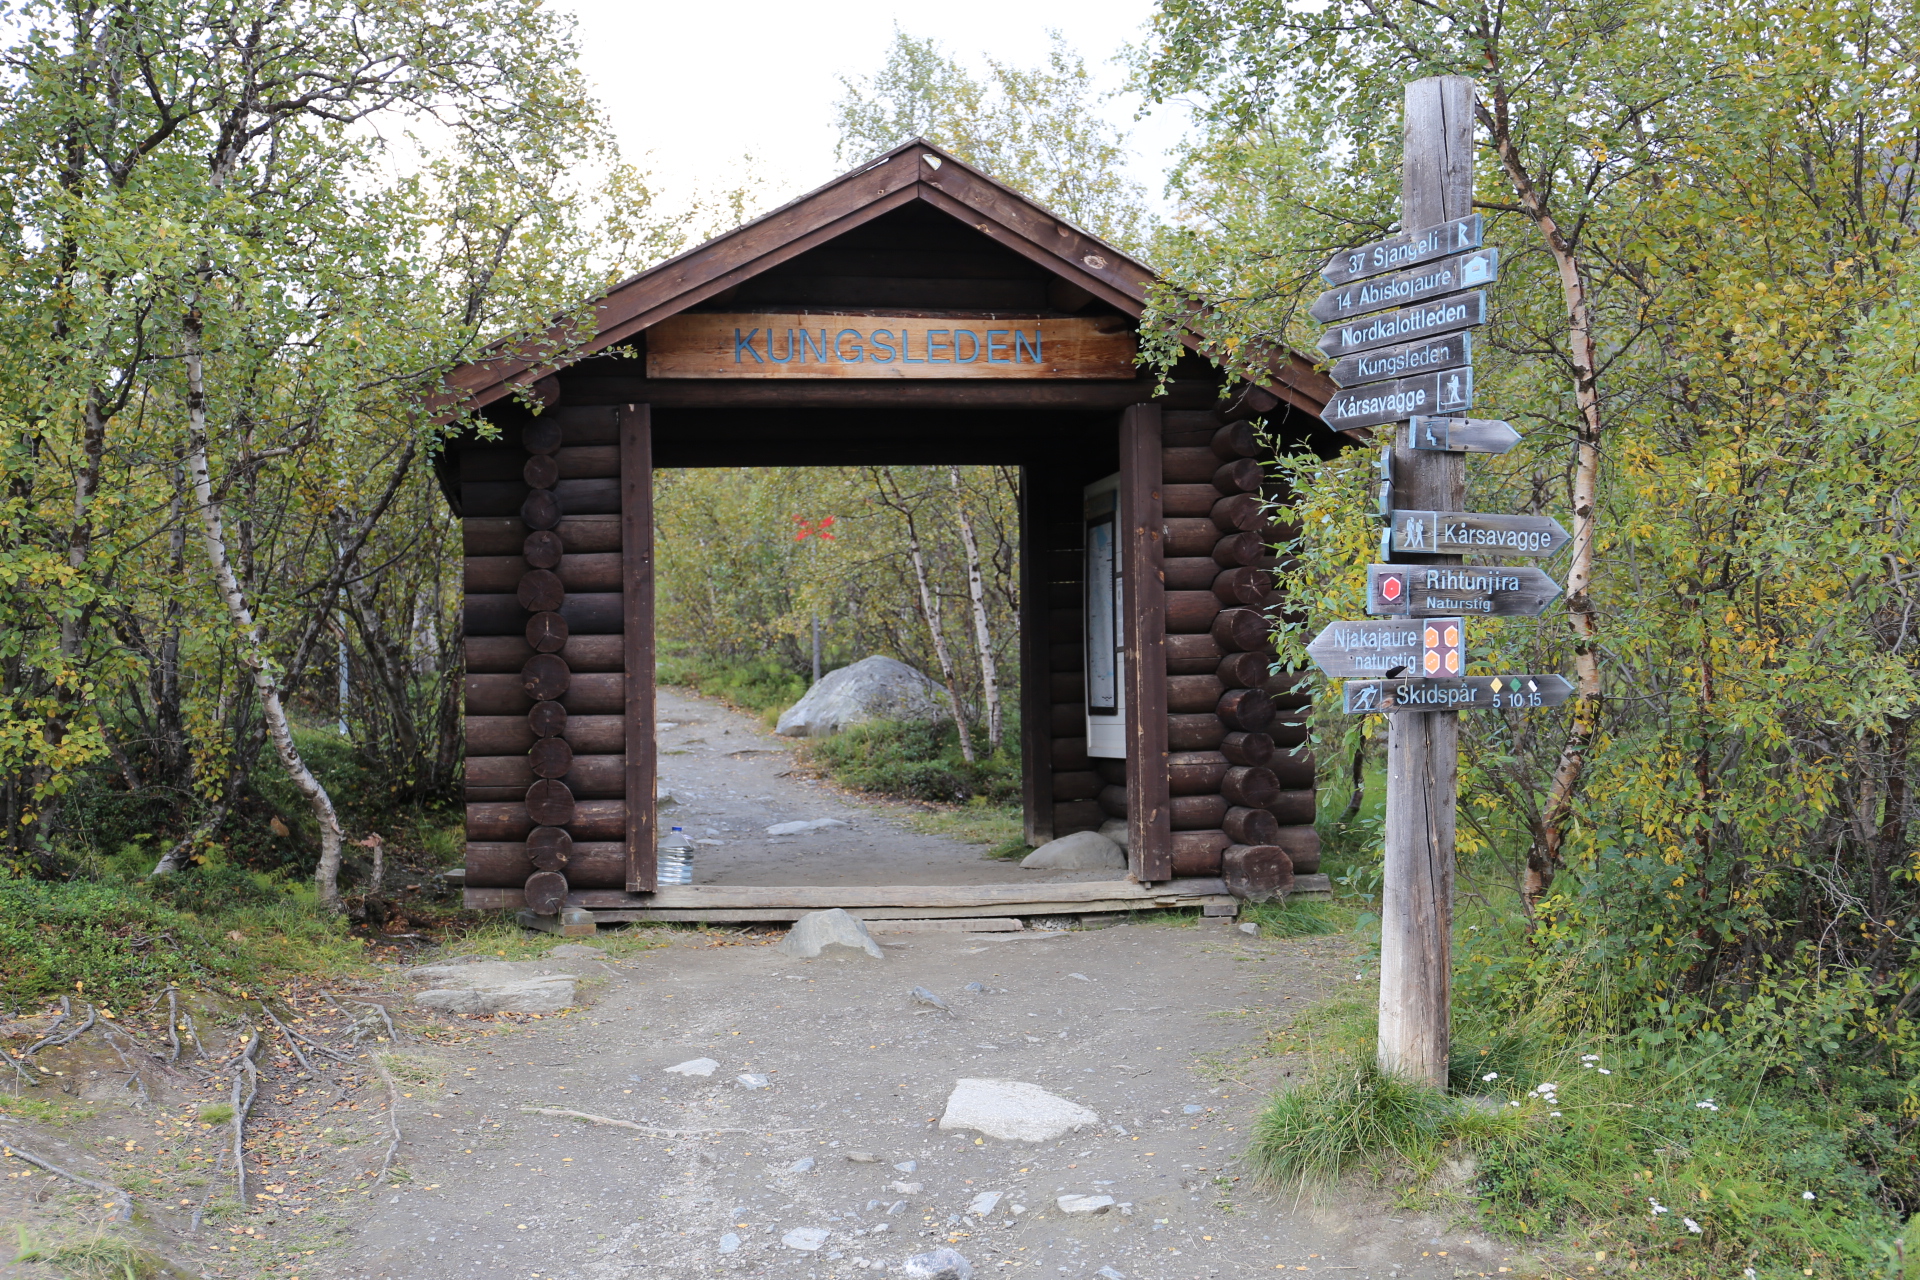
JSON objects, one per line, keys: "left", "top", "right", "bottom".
{"left": 658, "top": 652, "right": 809, "bottom": 717}
{"left": 0, "top": 873, "right": 358, "bottom": 1009}
{"left": 800, "top": 719, "right": 1020, "bottom": 804}
{"left": 1249, "top": 1058, "right": 1452, "bottom": 1186}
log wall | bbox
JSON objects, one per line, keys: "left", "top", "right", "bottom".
{"left": 462, "top": 399, "right": 640, "bottom": 906}
{"left": 1091, "top": 408, "right": 1321, "bottom": 895}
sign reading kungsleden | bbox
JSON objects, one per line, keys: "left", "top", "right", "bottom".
{"left": 645, "top": 312, "right": 1138, "bottom": 379}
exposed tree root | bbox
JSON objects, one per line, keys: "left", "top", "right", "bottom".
{"left": 521, "top": 1106, "right": 812, "bottom": 1137}
{"left": 368, "top": 1050, "right": 404, "bottom": 1184}
{"left": 229, "top": 1028, "right": 261, "bottom": 1206}
{"left": 0, "top": 1138, "right": 132, "bottom": 1221}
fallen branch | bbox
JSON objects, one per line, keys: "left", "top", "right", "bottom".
{"left": 165, "top": 989, "right": 181, "bottom": 1063}
{"left": 261, "top": 1003, "right": 354, "bottom": 1066}
{"left": 351, "top": 999, "right": 400, "bottom": 1043}
{"left": 369, "top": 1051, "right": 404, "bottom": 1184}
{"left": 521, "top": 1107, "right": 812, "bottom": 1137}
{"left": 1, "top": 1140, "right": 132, "bottom": 1221}
{"left": 229, "top": 1028, "right": 261, "bottom": 1206}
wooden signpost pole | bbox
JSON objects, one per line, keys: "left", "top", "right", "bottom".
{"left": 1379, "top": 76, "right": 1475, "bottom": 1086}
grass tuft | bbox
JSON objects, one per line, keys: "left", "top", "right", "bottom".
{"left": 1249, "top": 1058, "right": 1451, "bottom": 1186}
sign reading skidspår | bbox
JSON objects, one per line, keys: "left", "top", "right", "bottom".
{"left": 1341, "top": 674, "right": 1575, "bottom": 713}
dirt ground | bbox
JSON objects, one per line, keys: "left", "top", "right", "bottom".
{"left": 653, "top": 686, "right": 1116, "bottom": 887}
{"left": 0, "top": 690, "right": 1529, "bottom": 1279}
{"left": 3, "top": 923, "right": 1531, "bottom": 1280}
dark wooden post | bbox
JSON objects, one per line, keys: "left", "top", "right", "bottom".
{"left": 1120, "top": 404, "right": 1172, "bottom": 881}
{"left": 1016, "top": 464, "right": 1056, "bottom": 848}
{"left": 622, "top": 404, "right": 658, "bottom": 893}
{"left": 1379, "top": 76, "right": 1473, "bottom": 1084}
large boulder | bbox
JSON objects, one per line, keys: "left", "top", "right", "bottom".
{"left": 775, "top": 656, "right": 950, "bottom": 738}
{"left": 1020, "top": 831, "right": 1126, "bottom": 871}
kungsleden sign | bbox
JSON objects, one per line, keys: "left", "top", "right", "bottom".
{"left": 645, "top": 312, "right": 1138, "bottom": 379}
{"left": 1329, "top": 332, "right": 1469, "bottom": 389}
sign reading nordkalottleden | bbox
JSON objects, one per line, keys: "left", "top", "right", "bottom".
{"left": 645, "top": 312, "right": 1138, "bottom": 379}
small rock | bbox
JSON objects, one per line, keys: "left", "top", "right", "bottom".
{"left": 901, "top": 1246, "right": 973, "bottom": 1280}
{"left": 737, "top": 1073, "right": 771, "bottom": 1090}
{"left": 778, "top": 908, "right": 885, "bottom": 960}
{"left": 846, "top": 1151, "right": 880, "bottom": 1163}
{"left": 1010, "top": 1203, "right": 1027, "bottom": 1215}
{"left": 548, "top": 943, "right": 606, "bottom": 958}
{"left": 1096, "top": 1267, "right": 1126, "bottom": 1280}
{"left": 912, "top": 986, "right": 951, "bottom": 1014}
{"left": 967, "top": 1191, "right": 1002, "bottom": 1216}
{"left": 964, "top": 981, "right": 987, "bottom": 993}
{"left": 718, "top": 1233, "right": 740, "bottom": 1253}
{"left": 893, "top": 1160, "right": 917, "bottom": 1173}
{"left": 1182, "top": 1103, "right": 1204, "bottom": 1115}
{"left": 887, "top": 1201, "right": 906, "bottom": 1215}
{"left": 664, "top": 1058, "right": 720, "bottom": 1077}
{"left": 1238, "top": 922, "right": 1259, "bottom": 936}
{"left": 888, "top": 1180, "right": 924, "bottom": 1194}
{"left": 766, "top": 818, "right": 850, "bottom": 836}
{"left": 788, "top": 1157, "right": 816, "bottom": 1173}
{"left": 1019, "top": 830, "right": 1125, "bottom": 871}
{"left": 782, "top": 1227, "right": 830, "bottom": 1251}
{"left": 1068, "top": 972, "right": 1091, "bottom": 982}
{"left": 873, "top": 1219, "right": 893, "bottom": 1229}
{"left": 1057, "top": 1194, "right": 1116, "bottom": 1215}
{"left": 938, "top": 1078, "right": 1100, "bottom": 1143}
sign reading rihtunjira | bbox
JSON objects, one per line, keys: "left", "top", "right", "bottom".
{"left": 645, "top": 313, "right": 1138, "bottom": 379}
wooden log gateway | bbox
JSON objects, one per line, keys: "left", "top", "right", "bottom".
{"left": 441, "top": 140, "right": 1337, "bottom": 913}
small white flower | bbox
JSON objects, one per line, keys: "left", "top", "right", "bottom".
{"left": 1549, "top": 1111, "right": 1562, "bottom": 1117}
{"left": 1745, "top": 1270, "right": 1757, "bottom": 1278}
{"left": 1537, "top": 1082, "right": 1558, "bottom": 1092}
{"left": 1598, "top": 1068, "right": 1612, "bottom": 1075}
{"left": 1508, "top": 1100, "right": 1520, "bottom": 1107}
{"left": 1682, "top": 1217, "right": 1702, "bottom": 1234}
{"left": 1482, "top": 1072, "right": 1498, "bottom": 1082}
{"left": 1647, "top": 1198, "right": 1668, "bottom": 1215}
{"left": 1580, "top": 1054, "right": 1600, "bottom": 1061}
{"left": 1694, "top": 1099, "right": 1719, "bottom": 1111}
{"left": 1802, "top": 1191, "right": 1815, "bottom": 1201}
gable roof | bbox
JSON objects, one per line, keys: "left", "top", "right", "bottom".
{"left": 440, "top": 139, "right": 1333, "bottom": 418}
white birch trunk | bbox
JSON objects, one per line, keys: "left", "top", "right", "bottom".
{"left": 879, "top": 468, "right": 975, "bottom": 763}
{"left": 180, "top": 308, "right": 347, "bottom": 908}
{"left": 948, "top": 467, "right": 1003, "bottom": 752}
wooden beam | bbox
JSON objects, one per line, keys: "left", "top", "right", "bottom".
{"left": 1378, "top": 75, "right": 1473, "bottom": 1089}
{"left": 1121, "top": 404, "right": 1173, "bottom": 881}
{"left": 556, "top": 377, "right": 1214, "bottom": 411}
{"left": 622, "top": 404, "right": 658, "bottom": 892}
{"left": 1017, "top": 465, "right": 1055, "bottom": 848}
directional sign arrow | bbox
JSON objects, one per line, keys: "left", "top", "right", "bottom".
{"left": 1316, "top": 291, "right": 1486, "bottom": 360}
{"left": 1329, "top": 332, "right": 1470, "bottom": 389}
{"left": 1321, "top": 369, "right": 1474, "bottom": 432}
{"left": 1322, "top": 215, "right": 1485, "bottom": 286}
{"left": 1405, "top": 415, "right": 1521, "bottom": 454}
{"left": 1309, "top": 249, "right": 1498, "bottom": 325}
{"left": 1367, "top": 563, "right": 1562, "bottom": 618}
{"left": 1340, "top": 674, "right": 1576, "bottom": 714}
{"left": 1307, "top": 617, "right": 1465, "bottom": 679}
{"left": 1389, "top": 509, "right": 1571, "bottom": 558}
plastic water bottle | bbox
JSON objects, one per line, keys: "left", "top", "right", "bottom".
{"left": 658, "top": 826, "right": 694, "bottom": 885}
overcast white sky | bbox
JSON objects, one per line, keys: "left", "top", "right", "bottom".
{"left": 552, "top": 0, "right": 1186, "bottom": 221}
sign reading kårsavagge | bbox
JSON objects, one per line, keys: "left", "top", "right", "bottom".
{"left": 1322, "top": 369, "right": 1473, "bottom": 432}
{"left": 1329, "top": 332, "right": 1470, "bottom": 389}
{"left": 1341, "top": 674, "right": 1575, "bottom": 713}
{"left": 1321, "top": 215, "right": 1484, "bottom": 287}
{"left": 1389, "top": 510, "right": 1571, "bottom": 557}
{"left": 1309, "top": 249, "right": 1498, "bottom": 324}
{"left": 1366, "top": 563, "right": 1562, "bottom": 617}
{"left": 645, "top": 312, "right": 1138, "bottom": 379}
{"left": 1406, "top": 416, "right": 1521, "bottom": 454}
{"left": 1316, "top": 292, "right": 1486, "bottom": 360}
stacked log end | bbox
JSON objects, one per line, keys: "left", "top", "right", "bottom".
{"left": 462, "top": 398, "right": 631, "bottom": 910}
{"left": 1155, "top": 412, "right": 1321, "bottom": 894}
